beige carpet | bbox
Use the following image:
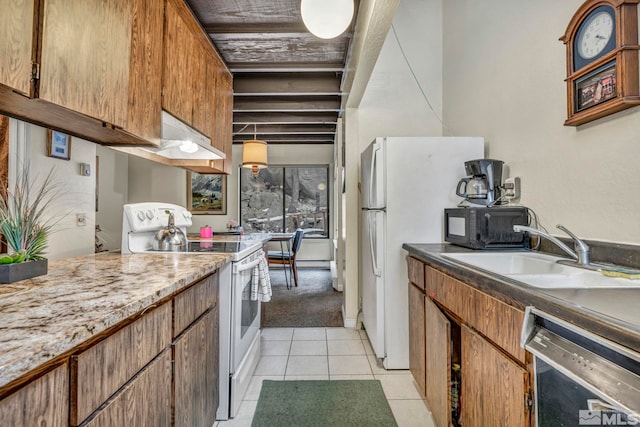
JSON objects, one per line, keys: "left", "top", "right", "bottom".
{"left": 261, "top": 268, "right": 343, "bottom": 327}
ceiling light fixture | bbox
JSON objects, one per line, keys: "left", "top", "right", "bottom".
{"left": 301, "top": 0, "right": 354, "bottom": 39}
{"left": 242, "top": 125, "right": 268, "bottom": 177}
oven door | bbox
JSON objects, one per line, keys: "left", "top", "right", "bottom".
{"left": 231, "top": 252, "right": 262, "bottom": 370}
{"left": 521, "top": 307, "right": 640, "bottom": 426}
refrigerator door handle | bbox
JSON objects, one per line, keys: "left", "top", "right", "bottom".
{"left": 369, "top": 143, "right": 381, "bottom": 207}
{"left": 368, "top": 211, "right": 382, "bottom": 277}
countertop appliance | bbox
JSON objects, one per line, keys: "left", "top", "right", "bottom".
{"left": 456, "top": 158, "right": 504, "bottom": 206}
{"left": 120, "top": 202, "right": 264, "bottom": 420}
{"left": 444, "top": 206, "right": 530, "bottom": 249}
{"left": 360, "top": 136, "right": 484, "bottom": 369}
{"left": 521, "top": 307, "right": 640, "bottom": 425}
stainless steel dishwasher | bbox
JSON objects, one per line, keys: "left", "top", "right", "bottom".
{"left": 520, "top": 307, "right": 640, "bottom": 426}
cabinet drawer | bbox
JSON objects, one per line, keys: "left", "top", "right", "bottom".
{"left": 0, "top": 363, "right": 69, "bottom": 427}
{"left": 174, "top": 273, "right": 217, "bottom": 337}
{"left": 407, "top": 257, "right": 426, "bottom": 291}
{"left": 72, "top": 302, "right": 171, "bottom": 425}
{"left": 426, "top": 267, "right": 526, "bottom": 363}
{"left": 82, "top": 350, "right": 171, "bottom": 427}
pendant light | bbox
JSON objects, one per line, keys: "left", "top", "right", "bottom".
{"left": 301, "top": 0, "right": 354, "bottom": 39}
{"left": 241, "top": 124, "right": 268, "bottom": 177}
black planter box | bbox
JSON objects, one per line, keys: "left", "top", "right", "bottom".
{"left": 0, "top": 259, "right": 48, "bottom": 283}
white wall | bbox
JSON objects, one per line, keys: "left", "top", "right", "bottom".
{"left": 95, "top": 146, "right": 128, "bottom": 251}
{"left": 342, "top": 0, "right": 445, "bottom": 325}
{"left": 357, "top": 0, "right": 444, "bottom": 142}
{"left": 443, "top": 0, "right": 640, "bottom": 245}
{"left": 9, "top": 120, "right": 95, "bottom": 261}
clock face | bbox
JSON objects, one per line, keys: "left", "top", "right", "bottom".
{"left": 577, "top": 11, "right": 614, "bottom": 59}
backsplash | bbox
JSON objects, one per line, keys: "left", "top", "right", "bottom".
{"left": 538, "top": 238, "right": 640, "bottom": 270}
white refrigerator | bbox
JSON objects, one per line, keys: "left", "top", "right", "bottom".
{"left": 360, "top": 137, "right": 484, "bottom": 369}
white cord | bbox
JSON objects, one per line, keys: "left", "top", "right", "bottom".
{"left": 390, "top": 24, "right": 452, "bottom": 135}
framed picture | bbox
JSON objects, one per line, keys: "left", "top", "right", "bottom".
{"left": 46, "top": 129, "right": 71, "bottom": 160}
{"left": 187, "top": 172, "right": 227, "bottom": 215}
{"left": 575, "top": 61, "right": 617, "bottom": 112}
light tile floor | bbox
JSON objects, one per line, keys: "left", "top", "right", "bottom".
{"left": 215, "top": 327, "right": 436, "bottom": 427}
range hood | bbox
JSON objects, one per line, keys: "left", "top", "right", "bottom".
{"left": 139, "top": 111, "right": 226, "bottom": 160}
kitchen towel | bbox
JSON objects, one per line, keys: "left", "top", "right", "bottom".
{"left": 251, "top": 256, "right": 272, "bottom": 302}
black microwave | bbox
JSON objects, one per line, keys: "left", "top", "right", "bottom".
{"left": 444, "top": 207, "right": 530, "bottom": 249}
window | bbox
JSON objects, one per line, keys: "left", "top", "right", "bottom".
{"left": 240, "top": 166, "right": 329, "bottom": 238}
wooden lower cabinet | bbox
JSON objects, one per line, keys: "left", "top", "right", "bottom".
{"left": 461, "top": 325, "right": 531, "bottom": 427}
{"left": 173, "top": 309, "right": 218, "bottom": 427}
{"left": 408, "top": 259, "right": 533, "bottom": 427}
{"left": 83, "top": 350, "right": 171, "bottom": 427}
{"left": 72, "top": 302, "right": 172, "bottom": 425}
{"left": 424, "top": 297, "right": 451, "bottom": 427}
{"left": 408, "top": 282, "right": 426, "bottom": 396}
{"left": 0, "top": 363, "right": 69, "bottom": 427}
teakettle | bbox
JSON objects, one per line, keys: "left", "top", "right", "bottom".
{"left": 153, "top": 212, "right": 187, "bottom": 251}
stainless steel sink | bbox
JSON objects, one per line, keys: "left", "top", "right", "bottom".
{"left": 441, "top": 252, "right": 640, "bottom": 289}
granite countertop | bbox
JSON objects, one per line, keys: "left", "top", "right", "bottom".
{"left": 0, "top": 250, "right": 232, "bottom": 392}
{"left": 403, "top": 243, "right": 640, "bottom": 354}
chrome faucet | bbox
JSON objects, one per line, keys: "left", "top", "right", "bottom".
{"left": 513, "top": 224, "right": 591, "bottom": 266}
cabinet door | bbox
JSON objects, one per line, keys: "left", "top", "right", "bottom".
{"left": 0, "top": 0, "right": 36, "bottom": 95}
{"left": 84, "top": 350, "right": 171, "bottom": 427}
{"left": 191, "top": 40, "right": 214, "bottom": 137}
{"left": 163, "top": 0, "right": 194, "bottom": 125}
{"left": 0, "top": 363, "right": 68, "bottom": 427}
{"left": 425, "top": 297, "right": 451, "bottom": 427}
{"left": 173, "top": 273, "right": 217, "bottom": 338}
{"left": 211, "top": 67, "right": 233, "bottom": 174}
{"left": 408, "top": 283, "right": 426, "bottom": 397}
{"left": 39, "top": 0, "right": 132, "bottom": 128}
{"left": 461, "top": 325, "right": 531, "bottom": 427}
{"left": 173, "top": 309, "right": 218, "bottom": 427}
{"left": 125, "top": 0, "right": 163, "bottom": 142}
{"left": 72, "top": 302, "right": 171, "bottom": 425}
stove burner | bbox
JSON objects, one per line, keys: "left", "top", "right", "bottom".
{"left": 188, "top": 241, "right": 252, "bottom": 253}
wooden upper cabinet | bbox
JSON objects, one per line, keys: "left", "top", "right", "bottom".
{"left": 211, "top": 67, "right": 233, "bottom": 174}
{"left": 163, "top": 0, "right": 194, "bottom": 125}
{"left": 125, "top": 0, "right": 164, "bottom": 143}
{"left": 0, "top": 0, "right": 37, "bottom": 96}
{"left": 39, "top": 0, "right": 132, "bottom": 128}
{"left": 37, "top": 0, "right": 162, "bottom": 140}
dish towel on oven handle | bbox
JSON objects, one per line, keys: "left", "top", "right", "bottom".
{"left": 251, "top": 256, "right": 272, "bottom": 302}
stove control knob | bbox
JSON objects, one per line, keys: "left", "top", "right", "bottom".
{"left": 146, "top": 210, "right": 154, "bottom": 220}
{"left": 137, "top": 211, "right": 145, "bottom": 221}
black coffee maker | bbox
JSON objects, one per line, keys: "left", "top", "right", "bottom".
{"left": 456, "top": 159, "right": 504, "bottom": 206}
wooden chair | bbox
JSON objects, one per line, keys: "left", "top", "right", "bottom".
{"left": 268, "top": 229, "right": 304, "bottom": 287}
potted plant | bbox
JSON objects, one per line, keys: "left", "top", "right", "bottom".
{"left": 0, "top": 166, "right": 62, "bottom": 283}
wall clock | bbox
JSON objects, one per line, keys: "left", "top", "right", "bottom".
{"left": 560, "top": 0, "right": 640, "bottom": 126}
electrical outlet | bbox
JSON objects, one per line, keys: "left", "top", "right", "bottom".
{"left": 503, "top": 177, "right": 521, "bottom": 200}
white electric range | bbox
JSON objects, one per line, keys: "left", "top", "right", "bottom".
{"left": 121, "top": 202, "right": 264, "bottom": 420}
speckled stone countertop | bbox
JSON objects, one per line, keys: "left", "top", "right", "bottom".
{"left": 0, "top": 251, "right": 232, "bottom": 392}
{"left": 403, "top": 243, "right": 640, "bottom": 354}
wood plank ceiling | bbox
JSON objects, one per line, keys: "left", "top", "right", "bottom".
{"left": 184, "top": 0, "right": 357, "bottom": 145}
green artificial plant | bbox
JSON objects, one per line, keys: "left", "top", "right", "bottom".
{"left": 0, "top": 166, "right": 63, "bottom": 263}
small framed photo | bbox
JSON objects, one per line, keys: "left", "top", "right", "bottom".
{"left": 46, "top": 129, "right": 72, "bottom": 160}
{"left": 575, "top": 61, "right": 617, "bottom": 112}
{"left": 187, "top": 172, "right": 227, "bottom": 215}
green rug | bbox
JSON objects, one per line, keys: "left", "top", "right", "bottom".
{"left": 251, "top": 380, "right": 398, "bottom": 427}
